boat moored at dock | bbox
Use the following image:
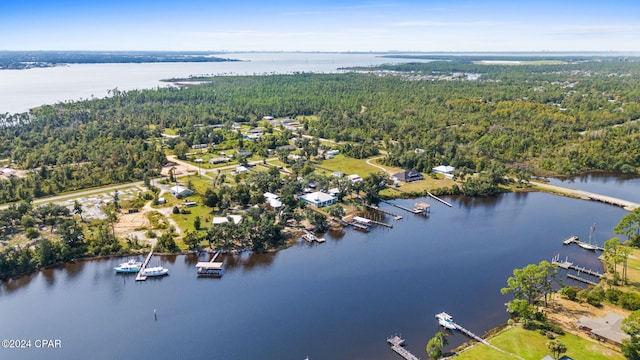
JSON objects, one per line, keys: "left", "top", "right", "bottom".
{"left": 114, "top": 259, "right": 143, "bottom": 273}
{"left": 141, "top": 266, "right": 169, "bottom": 277}
{"left": 435, "top": 312, "right": 457, "bottom": 330}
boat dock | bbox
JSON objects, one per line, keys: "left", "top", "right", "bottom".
{"left": 302, "top": 230, "right": 326, "bottom": 243}
{"left": 335, "top": 217, "right": 370, "bottom": 231}
{"left": 195, "top": 251, "right": 224, "bottom": 276}
{"left": 381, "top": 200, "right": 423, "bottom": 215}
{"left": 353, "top": 216, "right": 393, "bottom": 228}
{"left": 365, "top": 204, "right": 403, "bottom": 220}
{"left": 136, "top": 250, "right": 154, "bottom": 281}
{"left": 551, "top": 254, "right": 602, "bottom": 285}
{"left": 562, "top": 236, "right": 604, "bottom": 251}
{"left": 435, "top": 312, "right": 525, "bottom": 360}
{"left": 387, "top": 335, "right": 420, "bottom": 360}
{"left": 427, "top": 192, "right": 453, "bottom": 207}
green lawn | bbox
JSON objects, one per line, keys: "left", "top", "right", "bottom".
{"left": 317, "top": 154, "right": 384, "bottom": 176}
{"left": 455, "top": 325, "right": 624, "bottom": 360}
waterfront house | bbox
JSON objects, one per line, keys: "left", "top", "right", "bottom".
{"left": 300, "top": 191, "right": 337, "bottom": 207}
{"left": 392, "top": 169, "right": 424, "bottom": 183}
{"left": 577, "top": 312, "right": 630, "bottom": 346}
{"left": 432, "top": 165, "right": 455, "bottom": 179}
{"left": 170, "top": 185, "right": 194, "bottom": 198}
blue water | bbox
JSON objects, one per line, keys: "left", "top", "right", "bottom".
{"left": 0, "top": 189, "right": 631, "bottom": 360}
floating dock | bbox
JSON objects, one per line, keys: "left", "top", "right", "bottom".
{"left": 136, "top": 250, "right": 154, "bottom": 281}
{"left": 387, "top": 335, "right": 419, "bottom": 360}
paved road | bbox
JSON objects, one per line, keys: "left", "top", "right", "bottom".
{"left": 531, "top": 180, "right": 638, "bottom": 211}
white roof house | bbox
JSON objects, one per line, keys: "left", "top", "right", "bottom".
{"left": 300, "top": 191, "right": 337, "bottom": 208}
{"left": 212, "top": 215, "right": 243, "bottom": 225}
{"left": 236, "top": 165, "right": 249, "bottom": 173}
{"left": 264, "top": 192, "right": 282, "bottom": 209}
{"left": 432, "top": 165, "right": 455, "bottom": 179}
{"left": 348, "top": 174, "right": 363, "bottom": 183}
{"left": 170, "top": 185, "right": 194, "bottom": 198}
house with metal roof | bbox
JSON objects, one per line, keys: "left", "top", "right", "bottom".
{"left": 300, "top": 191, "right": 337, "bottom": 207}
{"left": 392, "top": 169, "right": 424, "bottom": 183}
{"left": 577, "top": 312, "right": 630, "bottom": 346}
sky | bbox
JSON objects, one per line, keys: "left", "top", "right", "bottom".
{"left": 1, "top": 0, "right": 640, "bottom": 52}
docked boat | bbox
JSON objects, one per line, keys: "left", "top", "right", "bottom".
{"left": 578, "top": 223, "right": 599, "bottom": 251}
{"left": 142, "top": 266, "right": 169, "bottom": 277}
{"left": 114, "top": 259, "right": 143, "bottom": 273}
{"left": 435, "top": 312, "right": 457, "bottom": 331}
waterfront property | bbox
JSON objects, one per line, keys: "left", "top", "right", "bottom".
{"left": 392, "top": 169, "right": 424, "bottom": 183}
{"left": 299, "top": 191, "right": 337, "bottom": 207}
{"left": 577, "top": 313, "right": 630, "bottom": 346}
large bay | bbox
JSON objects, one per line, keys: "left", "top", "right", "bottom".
{"left": 0, "top": 52, "right": 414, "bottom": 115}
{"left": 0, "top": 188, "right": 632, "bottom": 360}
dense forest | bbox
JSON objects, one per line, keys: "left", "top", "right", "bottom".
{"left": 0, "top": 56, "right": 639, "bottom": 203}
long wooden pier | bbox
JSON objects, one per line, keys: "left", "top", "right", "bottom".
{"left": 551, "top": 254, "right": 603, "bottom": 278}
{"left": 365, "top": 204, "right": 403, "bottom": 220}
{"left": 567, "top": 274, "right": 600, "bottom": 286}
{"left": 387, "top": 336, "right": 420, "bottom": 360}
{"left": 427, "top": 192, "right": 453, "bottom": 207}
{"left": 136, "top": 250, "right": 154, "bottom": 281}
{"left": 381, "top": 200, "right": 422, "bottom": 214}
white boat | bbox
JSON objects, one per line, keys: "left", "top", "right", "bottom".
{"left": 435, "top": 312, "right": 457, "bottom": 331}
{"left": 578, "top": 223, "right": 599, "bottom": 251}
{"left": 142, "top": 266, "right": 169, "bottom": 277}
{"left": 114, "top": 259, "right": 143, "bottom": 273}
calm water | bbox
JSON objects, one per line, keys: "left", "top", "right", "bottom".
{"left": 0, "top": 52, "right": 417, "bottom": 114}
{"left": 547, "top": 173, "right": 640, "bottom": 203}
{"left": 0, "top": 189, "right": 631, "bottom": 360}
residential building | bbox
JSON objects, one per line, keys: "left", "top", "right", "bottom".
{"left": 577, "top": 312, "right": 630, "bottom": 346}
{"left": 300, "top": 191, "right": 337, "bottom": 207}
{"left": 170, "top": 186, "right": 194, "bottom": 198}
{"left": 392, "top": 169, "right": 424, "bottom": 183}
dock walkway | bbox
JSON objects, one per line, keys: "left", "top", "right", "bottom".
{"left": 387, "top": 336, "right": 420, "bottom": 360}
{"left": 136, "top": 250, "right": 154, "bottom": 281}
{"left": 551, "top": 254, "right": 603, "bottom": 278}
{"left": 365, "top": 204, "right": 403, "bottom": 220}
{"left": 381, "top": 200, "right": 423, "bottom": 215}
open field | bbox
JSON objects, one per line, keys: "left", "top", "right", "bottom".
{"left": 455, "top": 324, "right": 624, "bottom": 360}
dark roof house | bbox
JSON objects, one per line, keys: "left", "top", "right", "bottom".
{"left": 392, "top": 169, "right": 424, "bottom": 183}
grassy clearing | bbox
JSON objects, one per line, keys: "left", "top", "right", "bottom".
{"left": 455, "top": 325, "right": 624, "bottom": 360}
{"left": 317, "top": 155, "right": 379, "bottom": 176}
